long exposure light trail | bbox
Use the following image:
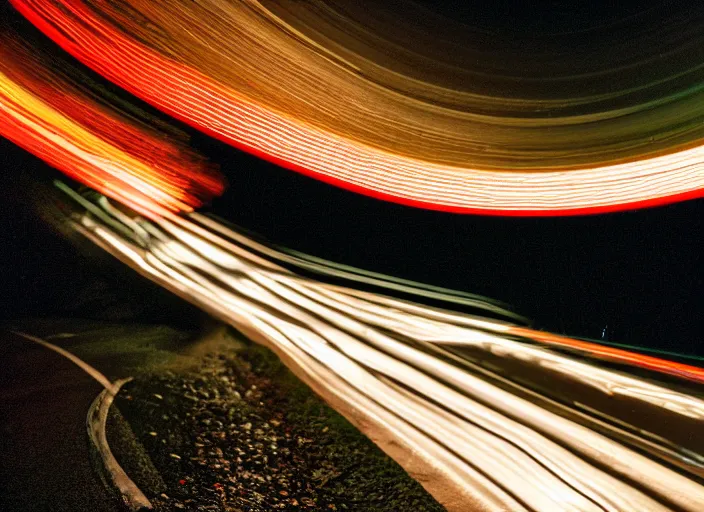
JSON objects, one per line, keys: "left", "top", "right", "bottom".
{"left": 0, "top": 26, "right": 224, "bottom": 218}
{"left": 189, "top": 222, "right": 704, "bottom": 385}
{"left": 4, "top": 3, "right": 704, "bottom": 509}
{"left": 11, "top": 0, "right": 704, "bottom": 215}
{"left": 57, "top": 185, "right": 704, "bottom": 511}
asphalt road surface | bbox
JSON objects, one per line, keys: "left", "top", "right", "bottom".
{"left": 0, "top": 330, "right": 120, "bottom": 512}
{"left": 0, "top": 319, "right": 195, "bottom": 511}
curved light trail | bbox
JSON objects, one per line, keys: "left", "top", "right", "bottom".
{"left": 55, "top": 184, "right": 704, "bottom": 511}
{"left": 0, "top": 25, "right": 224, "bottom": 218}
{"left": 10, "top": 0, "right": 704, "bottom": 215}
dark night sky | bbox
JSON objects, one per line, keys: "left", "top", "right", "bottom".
{"left": 0, "top": 1, "right": 702, "bottom": 356}
{"left": 196, "top": 133, "right": 704, "bottom": 355}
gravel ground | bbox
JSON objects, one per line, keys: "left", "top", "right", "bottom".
{"left": 112, "top": 339, "right": 445, "bottom": 511}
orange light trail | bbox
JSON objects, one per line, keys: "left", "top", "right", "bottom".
{"left": 508, "top": 327, "right": 704, "bottom": 384}
{"left": 0, "top": 28, "right": 224, "bottom": 218}
{"left": 10, "top": 0, "right": 704, "bottom": 215}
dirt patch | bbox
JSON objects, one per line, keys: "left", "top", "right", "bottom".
{"left": 112, "top": 340, "right": 445, "bottom": 511}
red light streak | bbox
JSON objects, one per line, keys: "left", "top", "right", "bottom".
{"left": 508, "top": 327, "right": 704, "bottom": 385}
{"left": 10, "top": 0, "right": 704, "bottom": 215}
{"left": 0, "top": 28, "right": 224, "bottom": 218}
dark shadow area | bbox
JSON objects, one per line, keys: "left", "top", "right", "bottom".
{"left": 0, "top": 138, "right": 206, "bottom": 330}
